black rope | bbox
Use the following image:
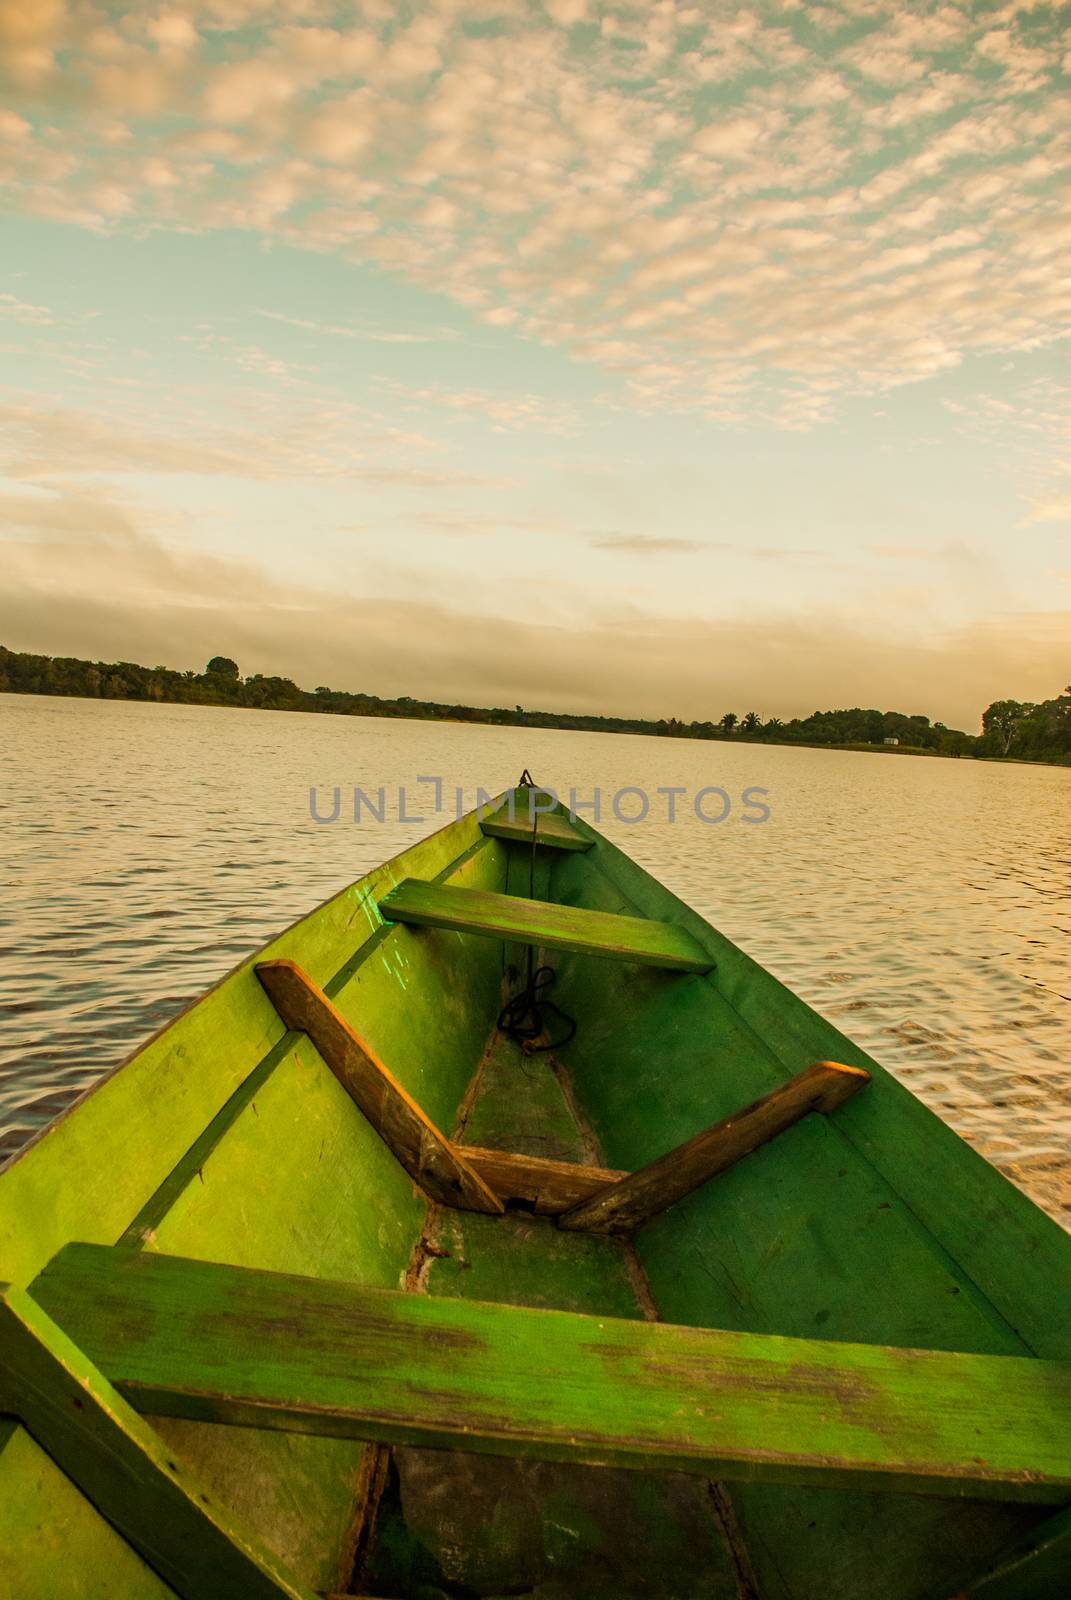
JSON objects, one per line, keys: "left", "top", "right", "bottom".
{"left": 497, "top": 963, "right": 576, "bottom": 1054}
{"left": 497, "top": 769, "right": 577, "bottom": 1054}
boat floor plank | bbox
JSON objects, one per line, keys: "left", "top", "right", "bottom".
{"left": 379, "top": 879, "right": 713, "bottom": 973}
{"left": 461, "top": 1036, "right": 585, "bottom": 1163}
{"left": 6, "top": 789, "right": 1071, "bottom": 1600}
{"left": 297, "top": 1029, "right": 742, "bottom": 1598}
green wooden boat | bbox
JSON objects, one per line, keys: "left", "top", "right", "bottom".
{"left": 3, "top": 785, "right": 1071, "bottom": 1600}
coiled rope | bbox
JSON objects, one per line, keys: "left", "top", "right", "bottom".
{"left": 497, "top": 769, "right": 577, "bottom": 1054}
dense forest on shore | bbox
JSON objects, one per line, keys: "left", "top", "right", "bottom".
{"left": 2, "top": 645, "right": 1068, "bottom": 766}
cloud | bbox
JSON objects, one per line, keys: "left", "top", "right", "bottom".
{"left": 1024, "top": 491, "right": 1071, "bottom": 525}
{"left": 591, "top": 534, "right": 709, "bottom": 554}
{"left": 0, "top": 398, "right": 262, "bottom": 480}
{"left": 1, "top": 2, "right": 1067, "bottom": 428}
{"left": 202, "top": 58, "right": 300, "bottom": 124}
{"left": 2, "top": 510, "right": 1068, "bottom": 731}
{"left": 0, "top": 107, "right": 30, "bottom": 138}
{"left": 590, "top": 534, "right": 836, "bottom": 561}
{"left": 253, "top": 308, "right": 460, "bottom": 343}
{"left": 0, "top": 392, "right": 453, "bottom": 484}
{"left": 349, "top": 464, "right": 516, "bottom": 489}
{"left": 410, "top": 512, "right": 560, "bottom": 537}
{"left": 375, "top": 380, "right": 579, "bottom": 434}
{"left": 0, "top": 291, "right": 53, "bottom": 325}
{"left": 0, "top": 484, "right": 142, "bottom": 537}
{"left": 0, "top": 0, "right": 66, "bottom": 87}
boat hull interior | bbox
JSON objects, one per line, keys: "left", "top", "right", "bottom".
{"left": 2, "top": 794, "right": 1070, "bottom": 1600}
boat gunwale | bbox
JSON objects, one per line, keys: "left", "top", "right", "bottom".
{"left": 0, "top": 802, "right": 508, "bottom": 1184}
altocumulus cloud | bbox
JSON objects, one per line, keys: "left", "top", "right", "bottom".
{"left": 1, "top": 1, "right": 1069, "bottom": 423}
{"left": 1, "top": 1, "right": 1068, "bottom": 726}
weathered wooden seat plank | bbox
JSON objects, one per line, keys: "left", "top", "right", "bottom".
{"left": 479, "top": 811, "right": 593, "bottom": 852}
{"left": 28, "top": 1244, "right": 1071, "bottom": 1505}
{"left": 378, "top": 881, "right": 712, "bottom": 973}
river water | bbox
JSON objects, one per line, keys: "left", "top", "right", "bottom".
{"left": 2, "top": 693, "right": 1068, "bottom": 1220}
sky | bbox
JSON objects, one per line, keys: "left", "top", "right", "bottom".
{"left": 1, "top": 0, "right": 1069, "bottom": 731}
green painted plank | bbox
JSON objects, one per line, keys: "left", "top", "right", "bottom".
{"left": 0, "top": 807, "right": 495, "bottom": 1293}
{"left": 379, "top": 879, "right": 713, "bottom": 973}
{"left": 480, "top": 811, "right": 593, "bottom": 852}
{"left": 0, "top": 814, "right": 507, "bottom": 1597}
{"left": 135, "top": 829, "right": 510, "bottom": 1593}
{"left": 460, "top": 1044, "right": 586, "bottom": 1165}
{"left": 431, "top": 834, "right": 501, "bottom": 880}
{"left": 0, "top": 1286, "right": 312, "bottom": 1600}
{"left": 31, "top": 1244, "right": 1071, "bottom": 1504}
{"left": 0, "top": 1421, "right": 178, "bottom": 1600}
{"left": 545, "top": 835, "right": 1056, "bottom": 1598}
{"left": 554, "top": 838, "right": 1071, "bottom": 1360}
{"left": 138, "top": 833, "right": 507, "bottom": 1593}
{"left": 119, "top": 1033, "right": 302, "bottom": 1250}
{"left": 369, "top": 1026, "right": 743, "bottom": 1599}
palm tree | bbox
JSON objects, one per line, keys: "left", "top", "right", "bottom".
{"left": 762, "top": 716, "right": 784, "bottom": 740}
{"left": 741, "top": 711, "right": 762, "bottom": 734}
{"left": 719, "top": 711, "right": 738, "bottom": 736}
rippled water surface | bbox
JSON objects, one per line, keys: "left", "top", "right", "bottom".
{"left": 2, "top": 693, "right": 1069, "bottom": 1218}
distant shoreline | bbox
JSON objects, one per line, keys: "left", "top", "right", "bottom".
{"left": 3, "top": 646, "right": 1067, "bottom": 769}
{"left": 5, "top": 688, "right": 1061, "bottom": 769}
{"left": 8, "top": 685, "right": 1067, "bottom": 771}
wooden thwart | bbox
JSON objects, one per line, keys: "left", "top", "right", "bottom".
{"left": 463, "top": 1147, "right": 627, "bottom": 1214}
{"left": 479, "top": 809, "right": 593, "bottom": 852}
{"left": 253, "top": 961, "right": 866, "bottom": 1228}
{"left": 255, "top": 961, "right": 503, "bottom": 1215}
{"left": 0, "top": 1284, "right": 314, "bottom": 1600}
{"left": 559, "top": 1061, "right": 870, "bottom": 1234}
{"left": 255, "top": 962, "right": 619, "bottom": 1217}
{"left": 378, "top": 880, "right": 713, "bottom": 973}
{"left": 29, "top": 1243, "right": 1071, "bottom": 1505}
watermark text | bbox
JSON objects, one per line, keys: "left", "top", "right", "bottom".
{"left": 308, "top": 778, "right": 771, "bottom": 826}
